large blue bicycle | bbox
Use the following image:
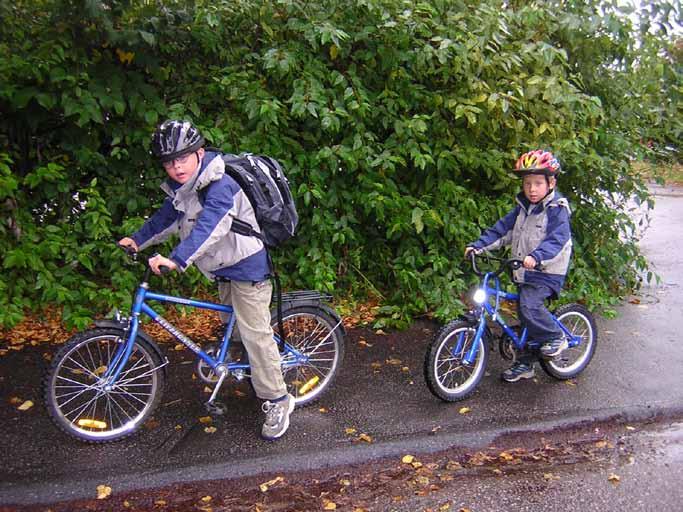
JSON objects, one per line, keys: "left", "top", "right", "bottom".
{"left": 44, "top": 249, "right": 345, "bottom": 442}
{"left": 424, "top": 252, "right": 597, "bottom": 402}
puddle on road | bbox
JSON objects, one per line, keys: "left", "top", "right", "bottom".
{"left": 644, "top": 422, "right": 683, "bottom": 463}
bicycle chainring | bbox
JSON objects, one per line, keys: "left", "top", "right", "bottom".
{"left": 499, "top": 336, "right": 517, "bottom": 361}
{"left": 196, "top": 344, "right": 220, "bottom": 383}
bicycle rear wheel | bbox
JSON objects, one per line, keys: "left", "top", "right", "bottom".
{"left": 540, "top": 303, "right": 597, "bottom": 380}
{"left": 424, "top": 320, "right": 488, "bottom": 402}
{"left": 272, "top": 306, "right": 344, "bottom": 406}
{"left": 44, "top": 328, "right": 165, "bottom": 443}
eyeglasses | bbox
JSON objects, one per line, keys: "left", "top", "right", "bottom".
{"left": 162, "top": 153, "right": 193, "bottom": 169}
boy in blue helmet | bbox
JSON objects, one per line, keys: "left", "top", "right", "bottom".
{"left": 465, "top": 150, "right": 573, "bottom": 382}
{"left": 118, "top": 120, "right": 294, "bottom": 440}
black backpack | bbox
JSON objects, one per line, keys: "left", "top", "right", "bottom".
{"left": 201, "top": 152, "right": 298, "bottom": 248}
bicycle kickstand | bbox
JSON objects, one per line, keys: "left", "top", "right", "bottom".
{"left": 205, "top": 369, "right": 229, "bottom": 416}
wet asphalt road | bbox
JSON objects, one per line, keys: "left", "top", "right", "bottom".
{"left": 1, "top": 189, "right": 682, "bottom": 506}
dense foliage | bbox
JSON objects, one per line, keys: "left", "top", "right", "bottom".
{"left": 1, "top": 0, "right": 681, "bottom": 329}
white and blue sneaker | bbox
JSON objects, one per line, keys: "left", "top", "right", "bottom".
{"left": 501, "top": 362, "right": 535, "bottom": 383}
{"left": 540, "top": 336, "right": 569, "bottom": 358}
{"left": 261, "top": 394, "right": 295, "bottom": 440}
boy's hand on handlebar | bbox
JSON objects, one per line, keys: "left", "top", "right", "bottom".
{"left": 118, "top": 237, "right": 139, "bottom": 253}
{"left": 149, "top": 254, "right": 177, "bottom": 275}
{"left": 523, "top": 255, "right": 537, "bottom": 269}
{"left": 464, "top": 246, "right": 480, "bottom": 259}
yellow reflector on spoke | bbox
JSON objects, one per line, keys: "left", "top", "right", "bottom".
{"left": 298, "top": 376, "right": 320, "bottom": 395}
{"left": 77, "top": 419, "right": 108, "bottom": 429}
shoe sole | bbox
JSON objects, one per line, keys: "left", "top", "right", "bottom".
{"left": 541, "top": 341, "right": 569, "bottom": 359}
{"left": 502, "top": 371, "right": 535, "bottom": 383}
{"left": 261, "top": 397, "right": 295, "bottom": 441}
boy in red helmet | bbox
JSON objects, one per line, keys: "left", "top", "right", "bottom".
{"left": 465, "top": 150, "right": 573, "bottom": 382}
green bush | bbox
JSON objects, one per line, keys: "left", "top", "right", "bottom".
{"left": 1, "top": 0, "right": 680, "bottom": 329}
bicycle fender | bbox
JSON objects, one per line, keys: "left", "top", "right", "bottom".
{"left": 277, "top": 301, "right": 347, "bottom": 337}
{"left": 94, "top": 319, "right": 169, "bottom": 374}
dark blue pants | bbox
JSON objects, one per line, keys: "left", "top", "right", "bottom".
{"left": 517, "top": 283, "right": 563, "bottom": 365}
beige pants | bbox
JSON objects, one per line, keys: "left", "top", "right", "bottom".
{"left": 217, "top": 279, "right": 287, "bottom": 400}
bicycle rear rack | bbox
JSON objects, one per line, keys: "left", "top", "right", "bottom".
{"left": 279, "top": 290, "right": 333, "bottom": 304}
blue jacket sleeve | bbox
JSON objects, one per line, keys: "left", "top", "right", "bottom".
{"left": 471, "top": 206, "right": 519, "bottom": 251}
{"left": 529, "top": 206, "right": 571, "bottom": 263}
{"left": 169, "top": 177, "right": 237, "bottom": 269}
{"left": 131, "top": 197, "right": 179, "bottom": 248}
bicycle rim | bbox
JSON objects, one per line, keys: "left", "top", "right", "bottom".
{"left": 434, "top": 326, "right": 486, "bottom": 395}
{"left": 276, "top": 309, "right": 342, "bottom": 405}
{"left": 48, "top": 333, "right": 161, "bottom": 441}
{"left": 547, "top": 310, "right": 595, "bottom": 375}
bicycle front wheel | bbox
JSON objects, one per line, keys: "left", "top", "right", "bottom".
{"left": 44, "top": 328, "right": 165, "bottom": 443}
{"left": 424, "top": 320, "right": 488, "bottom": 402}
{"left": 540, "top": 303, "right": 597, "bottom": 380}
{"left": 273, "top": 306, "right": 344, "bottom": 407}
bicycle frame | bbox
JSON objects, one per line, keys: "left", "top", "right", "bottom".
{"left": 461, "top": 270, "right": 578, "bottom": 365}
{"left": 102, "top": 280, "right": 307, "bottom": 400}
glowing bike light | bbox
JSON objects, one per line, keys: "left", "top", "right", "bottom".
{"left": 472, "top": 289, "right": 487, "bottom": 304}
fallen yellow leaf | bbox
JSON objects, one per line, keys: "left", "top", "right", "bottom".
{"left": 458, "top": 407, "right": 471, "bottom": 414}
{"left": 319, "top": 407, "right": 329, "bottom": 413}
{"left": 543, "top": 472, "right": 560, "bottom": 481}
{"left": 324, "top": 501, "right": 337, "bottom": 510}
{"left": 340, "top": 479, "right": 351, "bottom": 486}
{"left": 198, "top": 416, "right": 213, "bottom": 424}
{"left": 204, "top": 426, "right": 217, "bottom": 434}
{"left": 201, "top": 496, "right": 212, "bottom": 503}
{"left": 345, "top": 427, "right": 357, "bottom": 435}
{"left": 608, "top": 473, "right": 621, "bottom": 484}
{"left": 358, "top": 433, "right": 373, "bottom": 443}
{"left": 259, "top": 475, "right": 284, "bottom": 492}
{"left": 96, "top": 484, "right": 112, "bottom": 500}
{"left": 386, "top": 358, "right": 402, "bottom": 365}
{"left": 174, "top": 344, "right": 184, "bottom": 351}
{"left": 123, "top": 500, "right": 131, "bottom": 508}
{"left": 411, "top": 461, "right": 423, "bottom": 469}
{"left": 18, "top": 400, "right": 34, "bottom": 411}
{"left": 626, "top": 425, "right": 636, "bottom": 431}
{"left": 402, "top": 455, "right": 415, "bottom": 464}
{"left": 499, "top": 451, "right": 514, "bottom": 461}
{"left": 155, "top": 500, "right": 167, "bottom": 506}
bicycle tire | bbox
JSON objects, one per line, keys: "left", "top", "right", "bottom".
{"left": 272, "top": 306, "right": 344, "bottom": 406}
{"left": 540, "top": 303, "right": 597, "bottom": 380}
{"left": 424, "top": 319, "right": 488, "bottom": 402}
{"left": 44, "top": 328, "right": 165, "bottom": 443}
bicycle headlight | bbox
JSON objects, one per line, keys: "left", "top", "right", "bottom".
{"left": 472, "top": 288, "right": 487, "bottom": 305}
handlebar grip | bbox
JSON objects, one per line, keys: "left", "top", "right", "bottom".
{"left": 117, "top": 242, "right": 138, "bottom": 258}
{"left": 159, "top": 265, "right": 172, "bottom": 275}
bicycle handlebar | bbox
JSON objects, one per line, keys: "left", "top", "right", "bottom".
{"left": 468, "top": 251, "right": 525, "bottom": 278}
{"left": 117, "top": 243, "right": 172, "bottom": 276}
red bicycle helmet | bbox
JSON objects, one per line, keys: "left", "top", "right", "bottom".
{"left": 513, "top": 150, "right": 561, "bottom": 177}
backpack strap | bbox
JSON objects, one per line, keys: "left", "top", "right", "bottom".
{"left": 266, "top": 251, "right": 286, "bottom": 352}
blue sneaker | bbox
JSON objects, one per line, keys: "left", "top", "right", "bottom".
{"left": 540, "top": 335, "right": 568, "bottom": 358}
{"left": 501, "top": 362, "right": 535, "bottom": 382}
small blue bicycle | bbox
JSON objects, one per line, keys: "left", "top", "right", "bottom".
{"left": 44, "top": 248, "right": 345, "bottom": 442}
{"left": 424, "top": 252, "right": 597, "bottom": 402}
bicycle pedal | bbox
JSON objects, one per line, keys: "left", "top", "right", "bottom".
{"left": 205, "top": 400, "right": 228, "bottom": 416}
